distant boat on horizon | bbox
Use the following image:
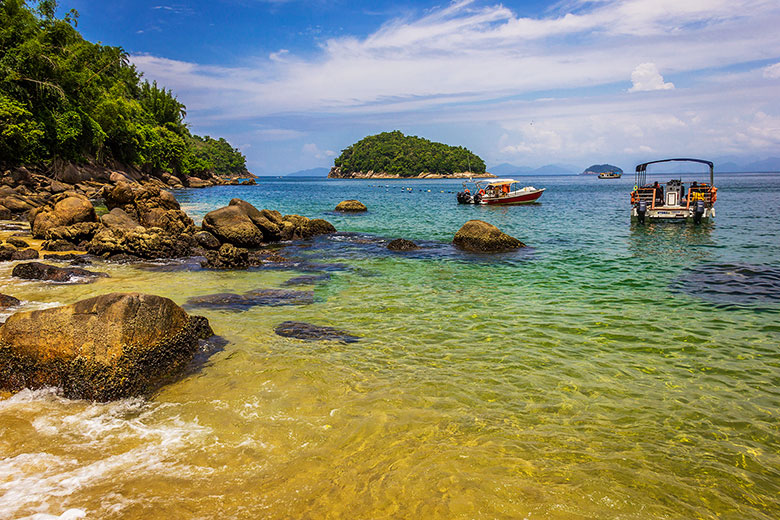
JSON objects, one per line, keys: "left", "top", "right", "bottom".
{"left": 598, "top": 171, "right": 622, "bottom": 179}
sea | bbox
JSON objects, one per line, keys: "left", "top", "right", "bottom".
{"left": 1, "top": 173, "right": 779, "bottom": 519}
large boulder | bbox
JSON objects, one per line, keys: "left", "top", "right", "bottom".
{"left": 387, "top": 238, "right": 419, "bottom": 251}
{"left": 335, "top": 200, "right": 367, "bottom": 212}
{"left": 101, "top": 208, "right": 139, "bottom": 231}
{"left": 229, "top": 199, "right": 281, "bottom": 241}
{"left": 201, "top": 206, "right": 264, "bottom": 247}
{"left": 452, "top": 220, "right": 525, "bottom": 253}
{"left": 87, "top": 227, "right": 194, "bottom": 259}
{"left": 31, "top": 194, "right": 97, "bottom": 239}
{"left": 0, "top": 293, "right": 213, "bottom": 400}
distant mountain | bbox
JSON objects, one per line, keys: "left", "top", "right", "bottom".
{"left": 532, "top": 164, "right": 580, "bottom": 174}
{"left": 487, "top": 163, "right": 534, "bottom": 176}
{"left": 487, "top": 163, "right": 579, "bottom": 175}
{"left": 285, "top": 167, "right": 330, "bottom": 177}
{"left": 743, "top": 157, "right": 780, "bottom": 172}
{"left": 582, "top": 164, "right": 623, "bottom": 175}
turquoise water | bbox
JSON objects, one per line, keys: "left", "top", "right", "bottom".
{"left": 1, "top": 174, "right": 779, "bottom": 519}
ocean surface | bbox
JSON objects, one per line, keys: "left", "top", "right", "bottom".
{"left": 1, "top": 173, "right": 779, "bottom": 519}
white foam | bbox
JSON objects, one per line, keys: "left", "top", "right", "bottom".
{"left": 0, "top": 392, "right": 212, "bottom": 518}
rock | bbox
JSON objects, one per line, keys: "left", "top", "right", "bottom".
{"left": 0, "top": 195, "right": 34, "bottom": 213}
{"left": 109, "top": 171, "right": 134, "bottom": 184}
{"left": 228, "top": 199, "right": 281, "bottom": 241}
{"left": 6, "top": 237, "right": 29, "bottom": 249}
{"left": 240, "top": 179, "right": 256, "bottom": 185}
{"left": 387, "top": 238, "right": 419, "bottom": 251}
{"left": 88, "top": 227, "right": 193, "bottom": 259}
{"left": 31, "top": 194, "right": 96, "bottom": 239}
{"left": 307, "top": 219, "right": 337, "bottom": 237}
{"left": 0, "top": 204, "right": 11, "bottom": 220}
{"left": 12, "top": 262, "right": 108, "bottom": 283}
{"left": 44, "top": 222, "right": 100, "bottom": 243}
{"left": 185, "top": 289, "right": 314, "bottom": 311}
{"left": 10, "top": 249, "right": 39, "bottom": 261}
{"left": 281, "top": 273, "right": 331, "bottom": 286}
{"left": 187, "top": 177, "right": 212, "bottom": 188}
{"left": 42, "top": 253, "right": 92, "bottom": 263}
{"left": 41, "top": 239, "right": 79, "bottom": 252}
{"left": 0, "top": 244, "right": 16, "bottom": 261}
{"left": 49, "top": 180, "right": 71, "bottom": 193}
{"left": 335, "top": 199, "right": 367, "bottom": 212}
{"left": 101, "top": 208, "right": 139, "bottom": 231}
{"left": 453, "top": 220, "right": 525, "bottom": 253}
{"left": 274, "top": 321, "right": 359, "bottom": 343}
{"left": 194, "top": 230, "right": 220, "bottom": 250}
{"left": 201, "top": 206, "right": 264, "bottom": 247}
{"left": 0, "top": 294, "right": 21, "bottom": 309}
{"left": 0, "top": 292, "right": 213, "bottom": 400}
{"left": 202, "top": 243, "right": 250, "bottom": 269}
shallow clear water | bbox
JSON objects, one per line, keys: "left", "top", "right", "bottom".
{"left": 1, "top": 174, "right": 779, "bottom": 519}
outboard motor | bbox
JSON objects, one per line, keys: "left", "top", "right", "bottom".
{"left": 693, "top": 200, "right": 705, "bottom": 224}
{"left": 473, "top": 192, "right": 482, "bottom": 205}
{"left": 457, "top": 191, "right": 474, "bottom": 204}
{"left": 637, "top": 201, "right": 647, "bottom": 224}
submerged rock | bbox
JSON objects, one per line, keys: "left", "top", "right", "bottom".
{"left": 274, "top": 321, "right": 359, "bottom": 343}
{"left": 281, "top": 273, "right": 331, "bottom": 286}
{"left": 335, "top": 199, "right": 367, "bottom": 212}
{"left": 0, "top": 294, "right": 21, "bottom": 309}
{"left": 453, "top": 220, "right": 525, "bottom": 253}
{"left": 186, "top": 288, "right": 314, "bottom": 311}
{"left": 0, "top": 292, "right": 213, "bottom": 400}
{"left": 12, "top": 262, "right": 108, "bottom": 283}
{"left": 387, "top": 238, "right": 419, "bottom": 251}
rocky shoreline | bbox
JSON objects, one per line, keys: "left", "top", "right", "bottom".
{"left": 327, "top": 167, "right": 496, "bottom": 179}
{"left": 0, "top": 162, "right": 525, "bottom": 401}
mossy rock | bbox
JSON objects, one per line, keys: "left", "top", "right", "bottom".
{"left": 453, "top": 220, "right": 525, "bottom": 253}
{"left": 335, "top": 200, "right": 367, "bottom": 212}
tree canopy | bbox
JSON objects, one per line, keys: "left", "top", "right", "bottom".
{"left": 334, "top": 131, "right": 486, "bottom": 177}
{"left": 0, "top": 0, "right": 248, "bottom": 177}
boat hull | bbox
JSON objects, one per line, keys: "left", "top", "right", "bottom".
{"left": 630, "top": 206, "right": 715, "bottom": 221}
{"left": 480, "top": 189, "right": 545, "bottom": 205}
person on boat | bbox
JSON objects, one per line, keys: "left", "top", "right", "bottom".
{"left": 653, "top": 181, "right": 664, "bottom": 205}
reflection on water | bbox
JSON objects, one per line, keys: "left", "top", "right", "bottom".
{"left": 628, "top": 221, "right": 716, "bottom": 261}
{"left": 671, "top": 262, "right": 780, "bottom": 309}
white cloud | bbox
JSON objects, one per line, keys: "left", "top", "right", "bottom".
{"left": 628, "top": 63, "right": 675, "bottom": 92}
{"left": 130, "top": 0, "right": 780, "bottom": 170}
{"left": 763, "top": 62, "right": 780, "bottom": 79}
{"left": 302, "top": 143, "right": 336, "bottom": 159}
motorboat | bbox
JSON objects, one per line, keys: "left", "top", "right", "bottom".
{"left": 630, "top": 158, "right": 717, "bottom": 224}
{"left": 598, "top": 171, "right": 622, "bottom": 179}
{"left": 457, "top": 178, "right": 545, "bottom": 205}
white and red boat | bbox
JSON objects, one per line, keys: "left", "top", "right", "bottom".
{"left": 457, "top": 178, "right": 545, "bottom": 205}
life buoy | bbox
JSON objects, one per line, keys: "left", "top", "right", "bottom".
{"left": 478, "top": 189, "right": 485, "bottom": 196}
{"left": 464, "top": 189, "right": 470, "bottom": 194}
{"left": 711, "top": 187, "right": 717, "bottom": 202}
{"left": 630, "top": 192, "right": 637, "bottom": 203}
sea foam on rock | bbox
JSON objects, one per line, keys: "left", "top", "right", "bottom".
{"left": 0, "top": 292, "right": 213, "bottom": 400}
{"left": 453, "top": 220, "right": 525, "bottom": 253}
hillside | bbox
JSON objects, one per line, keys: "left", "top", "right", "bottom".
{"left": 0, "top": 1, "right": 249, "bottom": 180}
{"left": 286, "top": 167, "right": 329, "bottom": 177}
{"left": 582, "top": 164, "right": 623, "bottom": 175}
{"left": 330, "top": 131, "right": 486, "bottom": 178}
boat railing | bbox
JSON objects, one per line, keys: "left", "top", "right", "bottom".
{"left": 685, "top": 185, "right": 716, "bottom": 208}
{"left": 633, "top": 187, "right": 657, "bottom": 208}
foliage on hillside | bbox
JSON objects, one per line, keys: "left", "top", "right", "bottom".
{"left": 582, "top": 164, "right": 623, "bottom": 174}
{"left": 334, "top": 131, "right": 485, "bottom": 177}
{"left": 0, "top": 0, "right": 248, "bottom": 177}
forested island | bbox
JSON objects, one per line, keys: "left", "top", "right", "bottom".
{"left": 581, "top": 164, "right": 623, "bottom": 175}
{"left": 0, "top": 0, "right": 250, "bottom": 184}
{"left": 329, "top": 131, "right": 490, "bottom": 179}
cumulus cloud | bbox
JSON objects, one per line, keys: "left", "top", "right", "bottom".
{"left": 303, "top": 143, "right": 336, "bottom": 159}
{"left": 628, "top": 63, "right": 675, "bottom": 92}
{"left": 130, "top": 0, "right": 780, "bottom": 169}
{"left": 763, "top": 62, "right": 780, "bottom": 79}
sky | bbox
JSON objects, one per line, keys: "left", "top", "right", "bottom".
{"left": 60, "top": 0, "right": 780, "bottom": 175}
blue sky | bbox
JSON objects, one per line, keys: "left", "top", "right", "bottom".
{"left": 62, "top": 0, "right": 780, "bottom": 175}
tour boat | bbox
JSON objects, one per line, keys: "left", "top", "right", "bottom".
{"left": 630, "top": 158, "right": 717, "bottom": 224}
{"left": 598, "top": 171, "right": 622, "bottom": 179}
{"left": 457, "top": 179, "right": 545, "bottom": 205}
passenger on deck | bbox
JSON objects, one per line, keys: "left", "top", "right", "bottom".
{"left": 653, "top": 181, "right": 664, "bottom": 205}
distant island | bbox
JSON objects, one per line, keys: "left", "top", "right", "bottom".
{"left": 581, "top": 164, "right": 624, "bottom": 175}
{"left": 328, "top": 131, "right": 492, "bottom": 179}
{"left": 286, "top": 167, "right": 330, "bottom": 177}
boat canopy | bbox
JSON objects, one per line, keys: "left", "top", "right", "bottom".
{"left": 481, "top": 178, "right": 518, "bottom": 186}
{"left": 634, "top": 158, "right": 714, "bottom": 187}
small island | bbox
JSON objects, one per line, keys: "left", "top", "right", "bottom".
{"left": 581, "top": 164, "right": 624, "bottom": 175}
{"left": 328, "top": 131, "right": 493, "bottom": 179}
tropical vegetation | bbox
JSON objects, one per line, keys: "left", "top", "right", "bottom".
{"left": 0, "top": 0, "right": 248, "bottom": 177}
{"left": 334, "top": 131, "right": 485, "bottom": 177}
